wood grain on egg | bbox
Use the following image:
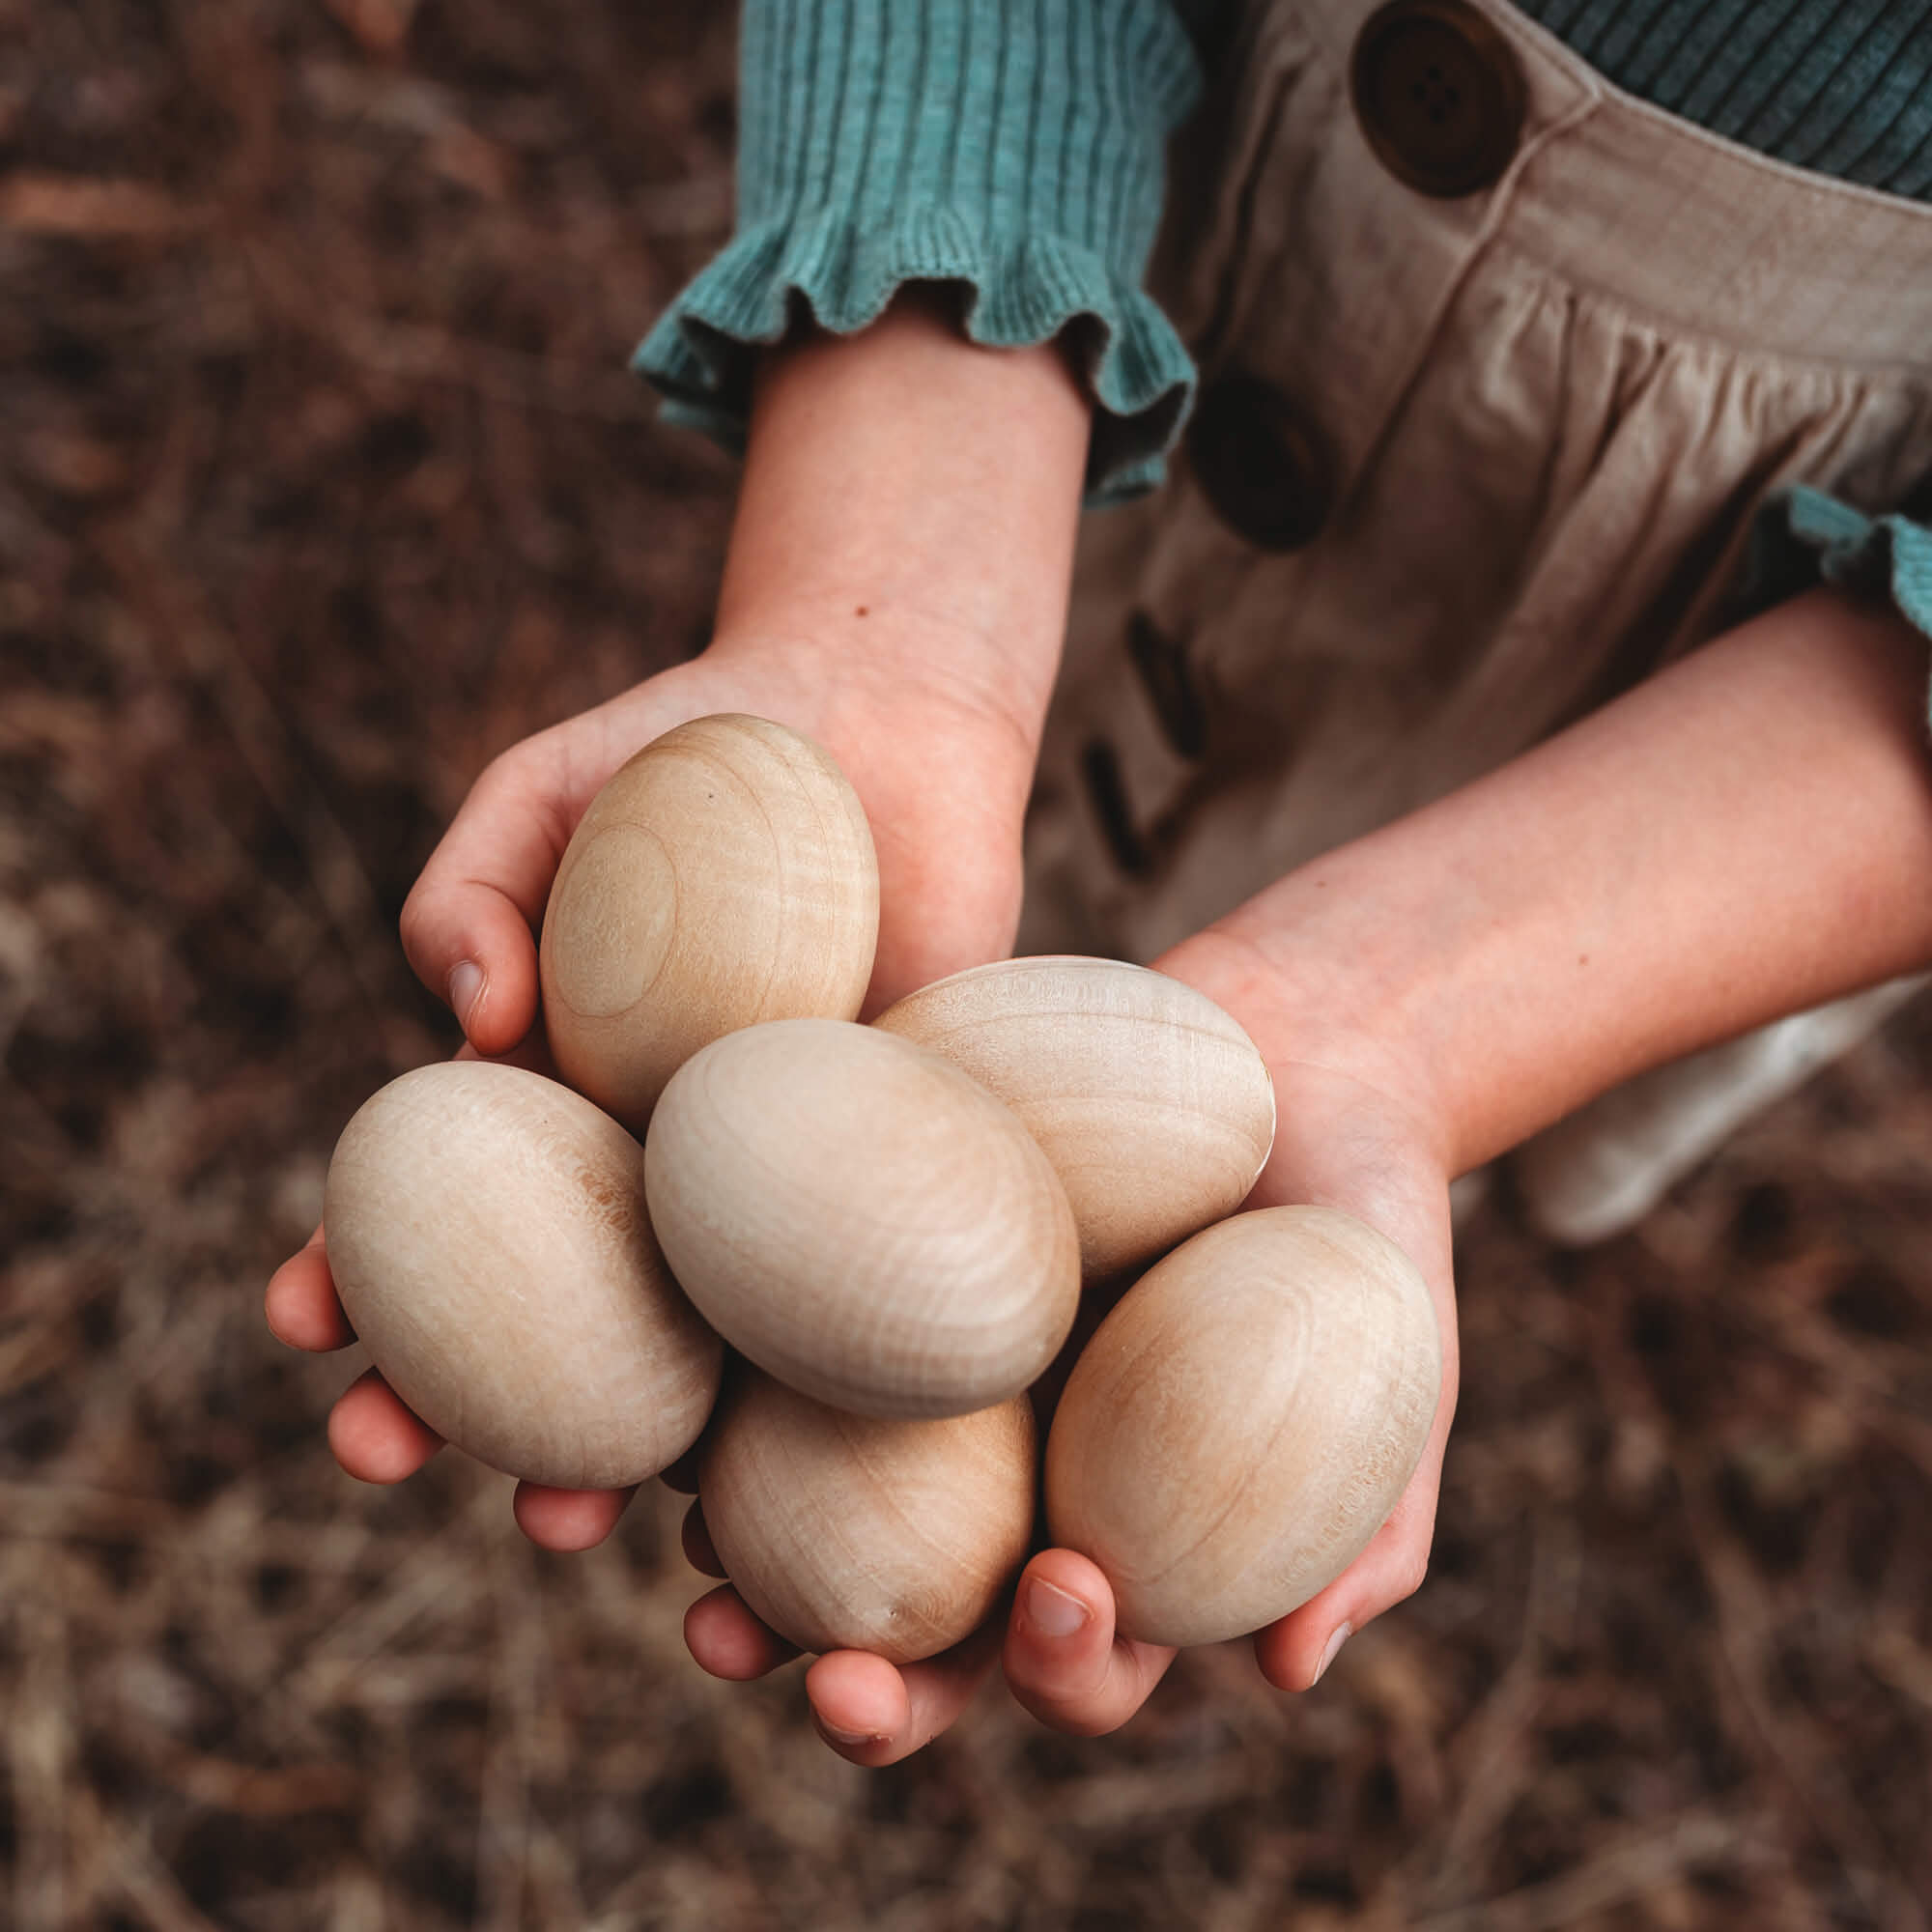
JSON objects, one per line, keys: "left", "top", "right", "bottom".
{"left": 1045, "top": 1206, "right": 1440, "bottom": 1647}
{"left": 875, "top": 955, "right": 1276, "bottom": 1278}
{"left": 539, "top": 714, "right": 879, "bottom": 1131}
{"left": 699, "top": 1371, "right": 1037, "bottom": 1662}
{"left": 324, "top": 1061, "right": 722, "bottom": 1489}
{"left": 644, "top": 1018, "right": 1081, "bottom": 1418}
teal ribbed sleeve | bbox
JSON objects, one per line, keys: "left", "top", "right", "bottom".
{"left": 1758, "top": 488, "right": 1932, "bottom": 657}
{"left": 633, "top": 0, "right": 1202, "bottom": 504}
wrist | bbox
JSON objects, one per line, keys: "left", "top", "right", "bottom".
{"left": 701, "top": 615, "right": 1044, "bottom": 821}
{"left": 1154, "top": 922, "right": 1459, "bottom": 1202}
{"left": 712, "top": 285, "right": 1090, "bottom": 765}
{"left": 1170, "top": 590, "right": 1932, "bottom": 1183}
{"left": 706, "top": 603, "right": 1048, "bottom": 783}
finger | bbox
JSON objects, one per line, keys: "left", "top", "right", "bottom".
{"left": 680, "top": 1499, "right": 726, "bottom": 1578}
{"left": 512, "top": 1483, "right": 636, "bottom": 1551}
{"left": 805, "top": 1621, "right": 1003, "bottom": 1766}
{"left": 399, "top": 746, "right": 577, "bottom": 1058}
{"left": 264, "top": 1223, "right": 355, "bottom": 1351}
{"left": 327, "top": 1369, "right": 444, "bottom": 1483}
{"left": 1001, "top": 1549, "right": 1177, "bottom": 1736}
{"left": 1251, "top": 1460, "right": 1443, "bottom": 1692}
{"left": 683, "top": 1583, "right": 800, "bottom": 1680}
{"left": 455, "top": 1028, "right": 562, "bottom": 1080}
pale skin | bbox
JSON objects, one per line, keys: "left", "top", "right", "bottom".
{"left": 266, "top": 288, "right": 1932, "bottom": 1765}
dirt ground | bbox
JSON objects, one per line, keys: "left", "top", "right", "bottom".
{"left": 7, "top": 3, "right": 1932, "bottom": 1927}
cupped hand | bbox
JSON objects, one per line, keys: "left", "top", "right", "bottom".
{"left": 265, "top": 627, "right": 1039, "bottom": 1548}
{"left": 679, "top": 926, "right": 1461, "bottom": 1762}
{"left": 400, "top": 627, "right": 1041, "bottom": 1057}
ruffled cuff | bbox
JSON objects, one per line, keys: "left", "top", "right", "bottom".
{"left": 634, "top": 0, "right": 1202, "bottom": 507}
{"left": 1755, "top": 485, "right": 1932, "bottom": 639}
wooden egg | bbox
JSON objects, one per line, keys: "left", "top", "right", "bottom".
{"left": 699, "top": 1370, "right": 1037, "bottom": 1662}
{"left": 874, "top": 955, "right": 1276, "bottom": 1278}
{"left": 539, "top": 714, "right": 879, "bottom": 1131}
{"left": 644, "top": 1017, "right": 1080, "bottom": 1418}
{"left": 1045, "top": 1206, "right": 1439, "bottom": 1647}
{"left": 324, "top": 1061, "right": 723, "bottom": 1489}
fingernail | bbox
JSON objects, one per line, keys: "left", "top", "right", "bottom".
{"left": 817, "top": 1721, "right": 884, "bottom": 1747}
{"left": 1312, "top": 1622, "right": 1352, "bottom": 1687}
{"left": 448, "top": 960, "right": 484, "bottom": 1034}
{"left": 1024, "top": 1576, "right": 1091, "bottom": 1639}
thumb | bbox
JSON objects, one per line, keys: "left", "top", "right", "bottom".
{"left": 399, "top": 748, "right": 575, "bottom": 1057}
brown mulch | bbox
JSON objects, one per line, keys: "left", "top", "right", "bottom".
{"left": 6, "top": 3, "right": 1932, "bottom": 1926}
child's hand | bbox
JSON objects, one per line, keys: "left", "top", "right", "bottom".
{"left": 999, "top": 931, "right": 1459, "bottom": 1738}
{"left": 266, "top": 282, "right": 1092, "bottom": 1549}
{"left": 264, "top": 626, "right": 1044, "bottom": 1548}
{"left": 679, "top": 927, "right": 1460, "bottom": 1762}
{"left": 393, "top": 631, "right": 1040, "bottom": 1053}
{"left": 985, "top": 583, "right": 1932, "bottom": 1760}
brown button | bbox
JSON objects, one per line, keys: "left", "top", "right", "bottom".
{"left": 1351, "top": 0, "right": 1526, "bottom": 199}
{"left": 1186, "top": 375, "right": 1334, "bottom": 554}
{"left": 1079, "top": 738, "right": 1153, "bottom": 876}
{"left": 1124, "top": 611, "right": 1208, "bottom": 759}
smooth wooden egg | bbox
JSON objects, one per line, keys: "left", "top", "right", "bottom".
{"left": 699, "top": 1371, "right": 1037, "bottom": 1662}
{"left": 874, "top": 955, "right": 1276, "bottom": 1278}
{"left": 1045, "top": 1206, "right": 1439, "bottom": 1647}
{"left": 644, "top": 1018, "right": 1081, "bottom": 1418}
{"left": 539, "top": 714, "right": 879, "bottom": 1131}
{"left": 324, "top": 1061, "right": 723, "bottom": 1489}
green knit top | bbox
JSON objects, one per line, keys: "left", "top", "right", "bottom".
{"left": 638, "top": 2, "right": 1932, "bottom": 638}
{"left": 1519, "top": 0, "right": 1932, "bottom": 194}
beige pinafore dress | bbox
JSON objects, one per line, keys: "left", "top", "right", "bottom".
{"left": 1018, "top": 0, "right": 1932, "bottom": 1243}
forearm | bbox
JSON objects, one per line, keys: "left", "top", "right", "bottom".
{"left": 1192, "top": 589, "right": 1932, "bottom": 1178}
{"left": 713, "top": 287, "right": 1092, "bottom": 754}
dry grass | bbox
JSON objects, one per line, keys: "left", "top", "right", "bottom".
{"left": 6, "top": 2, "right": 1932, "bottom": 1925}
